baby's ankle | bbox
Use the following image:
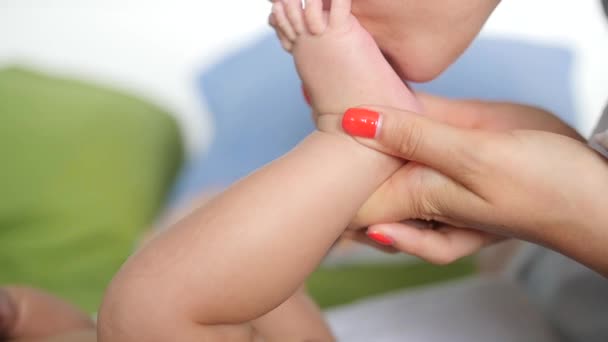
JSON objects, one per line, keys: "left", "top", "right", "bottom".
{"left": 315, "top": 112, "right": 346, "bottom": 136}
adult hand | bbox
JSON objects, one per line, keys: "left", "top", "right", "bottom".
{"left": 0, "top": 286, "right": 95, "bottom": 341}
{"left": 339, "top": 100, "right": 608, "bottom": 275}
{"left": 344, "top": 95, "right": 582, "bottom": 261}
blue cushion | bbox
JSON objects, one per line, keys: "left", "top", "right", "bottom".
{"left": 170, "top": 35, "right": 575, "bottom": 204}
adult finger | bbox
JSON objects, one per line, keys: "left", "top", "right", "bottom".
{"left": 415, "top": 93, "right": 484, "bottom": 129}
{"left": 341, "top": 230, "right": 400, "bottom": 254}
{"left": 366, "top": 223, "right": 503, "bottom": 265}
{"left": 341, "top": 106, "right": 487, "bottom": 180}
{"left": 351, "top": 161, "right": 484, "bottom": 229}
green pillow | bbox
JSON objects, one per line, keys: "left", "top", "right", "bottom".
{"left": 0, "top": 67, "right": 184, "bottom": 312}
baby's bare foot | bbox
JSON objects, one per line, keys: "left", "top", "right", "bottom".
{"left": 270, "top": 0, "right": 422, "bottom": 134}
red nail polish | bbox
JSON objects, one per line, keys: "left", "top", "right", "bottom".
{"left": 367, "top": 231, "right": 394, "bottom": 246}
{"left": 342, "top": 108, "right": 380, "bottom": 138}
{"left": 302, "top": 84, "right": 312, "bottom": 106}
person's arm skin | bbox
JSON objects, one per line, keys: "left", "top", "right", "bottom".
{"left": 339, "top": 102, "right": 608, "bottom": 275}
{"left": 344, "top": 94, "right": 583, "bottom": 260}
{"left": 250, "top": 286, "right": 333, "bottom": 341}
{"left": 150, "top": 191, "right": 333, "bottom": 341}
{"left": 98, "top": 130, "right": 400, "bottom": 341}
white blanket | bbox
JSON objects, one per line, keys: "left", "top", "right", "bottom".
{"left": 326, "top": 276, "right": 558, "bottom": 342}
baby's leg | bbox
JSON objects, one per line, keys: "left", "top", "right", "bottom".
{"left": 271, "top": 0, "right": 422, "bottom": 122}
{"left": 251, "top": 286, "right": 334, "bottom": 341}
{"left": 99, "top": 4, "right": 424, "bottom": 341}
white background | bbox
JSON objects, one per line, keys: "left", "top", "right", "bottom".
{"left": 1, "top": 0, "right": 607, "bottom": 152}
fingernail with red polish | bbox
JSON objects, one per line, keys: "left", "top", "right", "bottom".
{"left": 302, "top": 84, "right": 312, "bottom": 106}
{"left": 367, "top": 231, "right": 394, "bottom": 246}
{"left": 342, "top": 108, "right": 380, "bottom": 138}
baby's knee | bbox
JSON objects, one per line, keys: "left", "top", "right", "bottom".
{"left": 97, "top": 273, "right": 166, "bottom": 341}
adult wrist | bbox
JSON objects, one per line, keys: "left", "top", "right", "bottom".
{"left": 545, "top": 151, "right": 608, "bottom": 274}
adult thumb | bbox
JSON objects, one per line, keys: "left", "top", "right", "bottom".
{"left": 342, "top": 106, "right": 482, "bottom": 179}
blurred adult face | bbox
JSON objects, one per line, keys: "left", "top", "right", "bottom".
{"left": 350, "top": 0, "right": 501, "bottom": 82}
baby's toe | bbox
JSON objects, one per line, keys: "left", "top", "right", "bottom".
{"left": 272, "top": 2, "right": 297, "bottom": 42}
{"left": 284, "top": 0, "right": 307, "bottom": 35}
{"left": 329, "top": 0, "right": 352, "bottom": 28}
{"left": 270, "top": 13, "right": 294, "bottom": 51}
{"left": 304, "top": 0, "right": 327, "bottom": 35}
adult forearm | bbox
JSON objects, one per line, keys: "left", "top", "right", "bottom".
{"left": 544, "top": 163, "right": 608, "bottom": 276}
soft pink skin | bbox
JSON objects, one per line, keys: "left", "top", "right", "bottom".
{"left": 98, "top": 1, "right": 427, "bottom": 341}
{"left": 272, "top": 0, "right": 501, "bottom": 82}
{"left": 271, "top": 0, "right": 422, "bottom": 117}
{"left": 97, "top": 1, "right": 507, "bottom": 340}
{"left": 348, "top": 0, "right": 502, "bottom": 82}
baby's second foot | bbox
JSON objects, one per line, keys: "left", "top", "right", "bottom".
{"left": 270, "top": 0, "right": 422, "bottom": 134}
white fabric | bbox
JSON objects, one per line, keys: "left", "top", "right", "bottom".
{"left": 326, "top": 276, "right": 558, "bottom": 342}
{"left": 508, "top": 244, "right": 608, "bottom": 342}
{"left": 589, "top": 105, "right": 608, "bottom": 158}
{"left": 1, "top": 1, "right": 606, "bottom": 152}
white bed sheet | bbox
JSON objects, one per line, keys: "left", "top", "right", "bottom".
{"left": 326, "top": 276, "right": 558, "bottom": 342}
